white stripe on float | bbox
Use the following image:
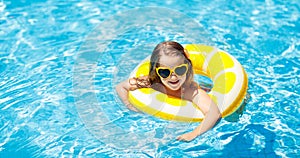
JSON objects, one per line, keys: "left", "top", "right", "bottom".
{"left": 202, "top": 47, "right": 218, "bottom": 72}
{"left": 131, "top": 90, "right": 204, "bottom": 118}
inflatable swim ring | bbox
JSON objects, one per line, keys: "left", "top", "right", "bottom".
{"left": 128, "top": 44, "right": 248, "bottom": 122}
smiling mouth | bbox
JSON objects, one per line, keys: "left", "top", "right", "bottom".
{"left": 169, "top": 80, "right": 179, "bottom": 85}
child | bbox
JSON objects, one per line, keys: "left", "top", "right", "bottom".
{"left": 116, "top": 41, "right": 221, "bottom": 142}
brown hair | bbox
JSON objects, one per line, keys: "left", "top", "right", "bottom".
{"left": 149, "top": 41, "right": 194, "bottom": 88}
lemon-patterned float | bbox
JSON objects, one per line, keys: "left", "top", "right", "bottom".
{"left": 128, "top": 44, "right": 248, "bottom": 122}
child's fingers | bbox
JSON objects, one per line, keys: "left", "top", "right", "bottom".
{"left": 126, "top": 103, "right": 140, "bottom": 112}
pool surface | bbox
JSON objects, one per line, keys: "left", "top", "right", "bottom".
{"left": 0, "top": 0, "right": 299, "bottom": 157}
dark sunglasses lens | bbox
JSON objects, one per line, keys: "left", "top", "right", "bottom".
{"left": 175, "top": 66, "right": 187, "bottom": 76}
{"left": 158, "top": 69, "right": 170, "bottom": 78}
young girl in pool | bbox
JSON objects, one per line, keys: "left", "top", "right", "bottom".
{"left": 116, "top": 41, "right": 221, "bottom": 141}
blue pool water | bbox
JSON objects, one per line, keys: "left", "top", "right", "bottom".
{"left": 0, "top": 0, "right": 299, "bottom": 157}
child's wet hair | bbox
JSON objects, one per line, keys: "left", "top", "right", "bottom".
{"left": 149, "top": 41, "right": 194, "bottom": 87}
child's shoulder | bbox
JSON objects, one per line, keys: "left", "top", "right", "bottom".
{"left": 184, "top": 81, "right": 209, "bottom": 99}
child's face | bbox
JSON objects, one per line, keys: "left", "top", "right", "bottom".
{"left": 157, "top": 55, "right": 187, "bottom": 91}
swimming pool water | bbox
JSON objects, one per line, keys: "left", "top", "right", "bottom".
{"left": 0, "top": 0, "right": 299, "bottom": 157}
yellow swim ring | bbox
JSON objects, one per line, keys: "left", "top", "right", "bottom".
{"left": 128, "top": 44, "right": 248, "bottom": 122}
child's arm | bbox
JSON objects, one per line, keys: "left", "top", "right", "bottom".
{"left": 177, "top": 89, "right": 221, "bottom": 141}
{"left": 115, "top": 79, "right": 139, "bottom": 112}
{"left": 115, "top": 76, "right": 150, "bottom": 112}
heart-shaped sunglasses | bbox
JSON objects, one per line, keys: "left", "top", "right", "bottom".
{"left": 156, "top": 63, "right": 188, "bottom": 79}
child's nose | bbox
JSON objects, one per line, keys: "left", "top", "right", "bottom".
{"left": 170, "top": 72, "right": 178, "bottom": 79}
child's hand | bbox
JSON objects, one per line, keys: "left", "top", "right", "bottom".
{"left": 126, "top": 103, "right": 140, "bottom": 112}
{"left": 176, "top": 131, "right": 198, "bottom": 142}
